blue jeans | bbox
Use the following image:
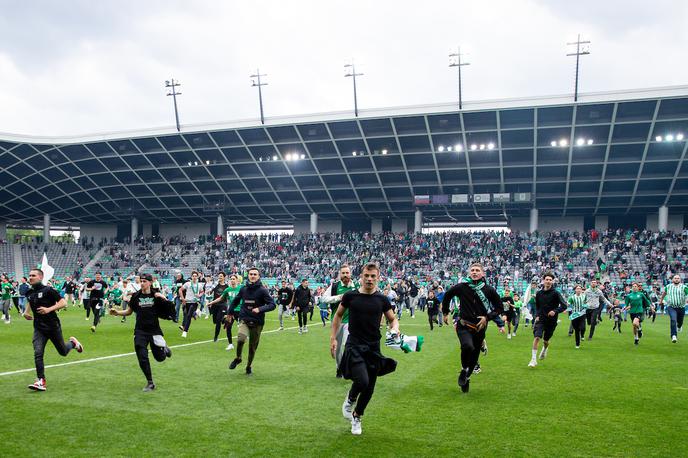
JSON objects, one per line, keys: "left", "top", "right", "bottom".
{"left": 667, "top": 306, "right": 685, "bottom": 337}
{"left": 18, "top": 297, "right": 27, "bottom": 313}
{"left": 175, "top": 297, "right": 181, "bottom": 322}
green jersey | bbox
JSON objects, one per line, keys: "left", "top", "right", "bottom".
{"left": 625, "top": 291, "right": 651, "bottom": 314}
{"left": 109, "top": 288, "right": 123, "bottom": 304}
{"left": 331, "top": 281, "right": 357, "bottom": 324}
{"left": 664, "top": 283, "right": 688, "bottom": 308}
{"left": 221, "top": 285, "right": 243, "bottom": 312}
{"left": 1, "top": 282, "right": 11, "bottom": 300}
{"left": 513, "top": 300, "right": 523, "bottom": 309}
{"left": 567, "top": 294, "right": 586, "bottom": 320}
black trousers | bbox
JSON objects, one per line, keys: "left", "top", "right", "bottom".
{"left": 181, "top": 303, "right": 198, "bottom": 332}
{"left": 84, "top": 298, "right": 91, "bottom": 318}
{"left": 297, "top": 308, "right": 308, "bottom": 328}
{"left": 571, "top": 316, "right": 586, "bottom": 346}
{"left": 33, "top": 327, "right": 74, "bottom": 379}
{"left": 91, "top": 298, "right": 103, "bottom": 326}
{"left": 211, "top": 304, "right": 230, "bottom": 343}
{"left": 134, "top": 333, "right": 167, "bottom": 383}
{"left": 456, "top": 324, "right": 486, "bottom": 376}
{"left": 348, "top": 360, "right": 378, "bottom": 417}
{"left": 586, "top": 309, "right": 598, "bottom": 338}
{"left": 428, "top": 312, "right": 438, "bottom": 330}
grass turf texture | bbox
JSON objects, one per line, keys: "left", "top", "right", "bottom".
{"left": 1, "top": 307, "right": 687, "bottom": 457}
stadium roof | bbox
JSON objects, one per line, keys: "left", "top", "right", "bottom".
{"left": 1, "top": 86, "right": 688, "bottom": 226}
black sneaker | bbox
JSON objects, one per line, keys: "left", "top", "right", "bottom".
{"left": 245, "top": 366, "right": 252, "bottom": 376}
{"left": 458, "top": 370, "right": 469, "bottom": 393}
{"left": 634, "top": 338, "right": 639, "bottom": 346}
{"left": 473, "top": 364, "right": 481, "bottom": 374}
{"left": 164, "top": 347, "right": 172, "bottom": 358}
{"left": 638, "top": 329, "right": 643, "bottom": 339}
{"left": 229, "top": 358, "right": 242, "bottom": 370}
{"left": 143, "top": 382, "right": 156, "bottom": 392}
{"left": 336, "top": 368, "right": 343, "bottom": 379}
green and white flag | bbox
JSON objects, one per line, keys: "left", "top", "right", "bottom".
{"left": 38, "top": 253, "right": 54, "bottom": 285}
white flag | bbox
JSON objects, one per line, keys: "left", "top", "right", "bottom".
{"left": 39, "top": 253, "right": 55, "bottom": 285}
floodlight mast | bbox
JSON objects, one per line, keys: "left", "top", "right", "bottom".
{"left": 449, "top": 47, "right": 470, "bottom": 110}
{"left": 165, "top": 78, "right": 182, "bottom": 132}
{"left": 567, "top": 34, "right": 591, "bottom": 102}
{"left": 344, "top": 60, "right": 363, "bottom": 117}
{"left": 250, "top": 69, "right": 268, "bottom": 125}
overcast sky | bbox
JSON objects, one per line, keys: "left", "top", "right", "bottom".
{"left": 1, "top": 0, "right": 686, "bottom": 136}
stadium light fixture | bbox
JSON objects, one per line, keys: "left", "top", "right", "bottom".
{"left": 447, "top": 146, "right": 453, "bottom": 152}
{"left": 344, "top": 60, "right": 364, "bottom": 117}
{"left": 381, "top": 149, "right": 388, "bottom": 155}
{"left": 678, "top": 133, "right": 685, "bottom": 141}
{"left": 566, "top": 34, "right": 591, "bottom": 102}
{"left": 487, "top": 143, "right": 494, "bottom": 150}
{"left": 455, "top": 144, "right": 463, "bottom": 152}
{"left": 656, "top": 136, "right": 663, "bottom": 142}
{"left": 300, "top": 154, "right": 306, "bottom": 159}
{"left": 576, "top": 138, "right": 585, "bottom": 146}
{"left": 666, "top": 134, "right": 675, "bottom": 142}
{"left": 285, "top": 153, "right": 292, "bottom": 161}
{"left": 470, "top": 144, "right": 478, "bottom": 151}
{"left": 587, "top": 139, "right": 594, "bottom": 145}
{"left": 165, "top": 78, "right": 182, "bottom": 132}
{"left": 559, "top": 139, "right": 568, "bottom": 147}
{"left": 352, "top": 151, "right": 357, "bottom": 156}
{"left": 250, "top": 69, "right": 268, "bottom": 125}
{"left": 550, "top": 141, "right": 557, "bottom": 147}
{"left": 272, "top": 155, "right": 278, "bottom": 161}
{"left": 438, "top": 145, "right": 445, "bottom": 152}
{"left": 449, "top": 46, "right": 470, "bottom": 110}
{"left": 479, "top": 144, "right": 486, "bottom": 150}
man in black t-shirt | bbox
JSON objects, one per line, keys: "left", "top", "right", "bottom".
{"left": 86, "top": 272, "right": 108, "bottom": 332}
{"left": 426, "top": 290, "right": 440, "bottom": 331}
{"left": 331, "top": 262, "right": 399, "bottom": 436}
{"left": 62, "top": 276, "right": 76, "bottom": 306}
{"left": 277, "top": 280, "right": 293, "bottom": 331}
{"left": 110, "top": 273, "right": 173, "bottom": 391}
{"left": 23, "top": 269, "right": 83, "bottom": 392}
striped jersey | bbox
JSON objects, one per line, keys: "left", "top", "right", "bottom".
{"left": 567, "top": 294, "right": 586, "bottom": 320}
{"left": 664, "top": 283, "right": 688, "bottom": 308}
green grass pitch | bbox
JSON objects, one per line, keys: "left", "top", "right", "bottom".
{"left": 2, "top": 307, "right": 687, "bottom": 457}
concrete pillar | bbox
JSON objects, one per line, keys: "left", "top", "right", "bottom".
{"left": 414, "top": 209, "right": 423, "bottom": 233}
{"left": 131, "top": 217, "right": 139, "bottom": 241}
{"left": 658, "top": 206, "right": 669, "bottom": 232}
{"left": 0, "top": 222, "right": 6, "bottom": 241}
{"left": 217, "top": 214, "right": 224, "bottom": 237}
{"left": 529, "top": 208, "right": 539, "bottom": 233}
{"left": 43, "top": 214, "right": 50, "bottom": 243}
{"left": 310, "top": 212, "right": 318, "bottom": 234}
{"left": 371, "top": 219, "right": 383, "bottom": 234}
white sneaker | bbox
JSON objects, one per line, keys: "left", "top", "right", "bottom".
{"left": 181, "top": 331, "right": 187, "bottom": 338}
{"left": 342, "top": 396, "right": 354, "bottom": 420}
{"left": 512, "top": 332, "right": 516, "bottom": 337}
{"left": 351, "top": 416, "right": 362, "bottom": 435}
{"left": 85, "top": 317, "right": 90, "bottom": 320}
{"left": 278, "top": 326, "right": 284, "bottom": 331}
{"left": 304, "top": 327, "right": 309, "bottom": 333}
{"left": 507, "top": 333, "right": 512, "bottom": 339}
{"left": 672, "top": 335, "right": 677, "bottom": 343}
{"left": 539, "top": 349, "right": 547, "bottom": 360}
{"left": 575, "top": 345, "right": 580, "bottom": 349}
{"left": 226, "top": 343, "right": 234, "bottom": 350}
{"left": 298, "top": 328, "right": 303, "bottom": 334}
{"left": 204, "top": 315, "right": 209, "bottom": 319}
{"left": 528, "top": 359, "right": 537, "bottom": 367}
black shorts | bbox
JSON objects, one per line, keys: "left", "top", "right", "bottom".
{"left": 533, "top": 320, "right": 557, "bottom": 340}
{"left": 504, "top": 310, "right": 515, "bottom": 321}
{"left": 630, "top": 312, "right": 644, "bottom": 323}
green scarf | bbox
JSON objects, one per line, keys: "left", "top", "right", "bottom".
{"left": 462, "top": 277, "right": 492, "bottom": 312}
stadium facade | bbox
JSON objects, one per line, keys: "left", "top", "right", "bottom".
{"left": 1, "top": 85, "right": 687, "bottom": 242}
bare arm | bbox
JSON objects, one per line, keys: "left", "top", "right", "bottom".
{"left": 110, "top": 305, "right": 134, "bottom": 317}
{"left": 384, "top": 309, "right": 400, "bottom": 335}
{"left": 330, "top": 304, "right": 345, "bottom": 358}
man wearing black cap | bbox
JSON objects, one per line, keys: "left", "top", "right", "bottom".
{"left": 109, "top": 273, "right": 174, "bottom": 391}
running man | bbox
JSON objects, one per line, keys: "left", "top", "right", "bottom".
{"left": 501, "top": 288, "right": 515, "bottom": 339}
{"left": 322, "top": 264, "right": 358, "bottom": 378}
{"left": 1, "top": 274, "right": 12, "bottom": 323}
{"left": 178, "top": 271, "right": 201, "bottom": 338}
{"left": 660, "top": 274, "right": 688, "bottom": 343}
{"left": 567, "top": 285, "right": 587, "bottom": 349}
{"left": 276, "top": 280, "right": 293, "bottom": 331}
{"left": 294, "top": 278, "right": 312, "bottom": 334}
{"left": 109, "top": 273, "right": 174, "bottom": 391}
{"left": 331, "top": 262, "right": 399, "bottom": 435}
{"left": 227, "top": 268, "right": 275, "bottom": 375}
{"left": 22, "top": 268, "right": 83, "bottom": 391}
{"left": 86, "top": 272, "right": 108, "bottom": 332}
{"left": 441, "top": 263, "right": 505, "bottom": 393}
{"left": 426, "top": 290, "right": 440, "bottom": 331}
{"left": 206, "top": 273, "right": 242, "bottom": 350}
{"left": 584, "top": 280, "right": 612, "bottom": 341}
{"left": 528, "top": 272, "right": 567, "bottom": 367}
{"left": 624, "top": 282, "right": 653, "bottom": 346}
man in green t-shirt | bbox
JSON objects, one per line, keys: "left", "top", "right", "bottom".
{"left": 322, "top": 265, "right": 358, "bottom": 378}
{"left": 207, "top": 273, "right": 242, "bottom": 350}
{"left": 1, "top": 274, "right": 13, "bottom": 324}
{"left": 624, "top": 282, "right": 653, "bottom": 346}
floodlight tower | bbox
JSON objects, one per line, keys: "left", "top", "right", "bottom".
{"left": 165, "top": 78, "right": 182, "bottom": 132}
{"left": 567, "top": 34, "right": 591, "bottom": 102}
{"left": 449, "top": 47, "right": 470, "bottom": 110}
{"left": 251, "top": 69, "right": 268, "bottom": 125}
{"left": 344, "top": 60, "right": 364, "bottom": 117}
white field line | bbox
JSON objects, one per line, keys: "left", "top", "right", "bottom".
{"left": 0, "top": 324, "right": 314, "bottom": 378}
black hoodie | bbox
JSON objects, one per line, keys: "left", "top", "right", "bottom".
{"left": 230, "top": 281, "right": 276, "bottom": 325}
